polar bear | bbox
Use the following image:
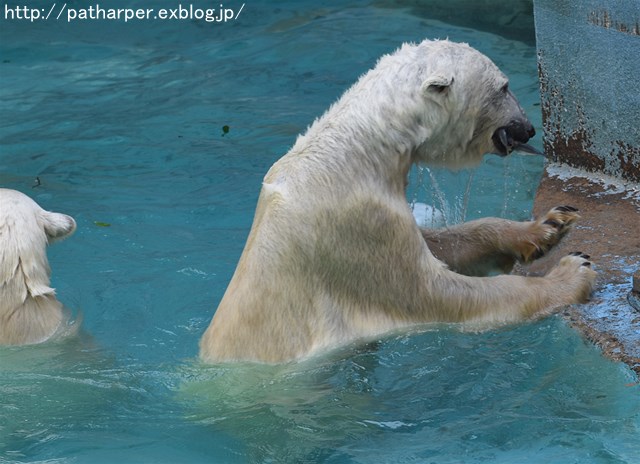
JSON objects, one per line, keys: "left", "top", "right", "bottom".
{"left": 199, "top": 39, "right": 596, "bottom": 363}
{"left": 0, "top": 188, "right": 77, "bottom": 345}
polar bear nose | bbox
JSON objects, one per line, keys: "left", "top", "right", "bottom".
{"left": 527, "top": 123, "right": 535, "bottom": 136}
{"left": 525, "top": 121, "right": 536, "bottom": 139}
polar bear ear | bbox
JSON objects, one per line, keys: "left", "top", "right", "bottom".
{"left": 421, "top": 75, "right": 454, "bottom": 96}
{"left": 41, "top": 211, "right": 76, "bottom": 243}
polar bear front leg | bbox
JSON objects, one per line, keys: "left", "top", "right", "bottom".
{"left": 420, "top": 206, "right": 580, "bottom": 276}
{"left": 427, "top": 251, "right": 596, "bottom": 324}
{"left": 515, "top": 251, "right": 596, "bottom": 319}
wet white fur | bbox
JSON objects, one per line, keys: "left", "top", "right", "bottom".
{"left": 199, "top": 40, "right": 596, "bottom": 363}
{"left": 0, "top": 188, "right": 76, "bottom": 345}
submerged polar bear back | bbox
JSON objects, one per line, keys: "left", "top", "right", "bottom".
{"left": 0, "top": 188, "right": 76, "bottom": 345}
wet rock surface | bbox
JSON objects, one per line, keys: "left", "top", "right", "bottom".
{"left": 629, "top": 270, "right": 640, "bottom": 311}
{"left": 518, "top": 164, "right": 640, "bottom": 375}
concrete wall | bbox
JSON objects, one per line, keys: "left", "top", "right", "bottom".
{"left": 534, "top": 0, "right": 640, "bottom": 182}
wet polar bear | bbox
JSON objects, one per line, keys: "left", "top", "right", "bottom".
{"left": 0, "top": 189, "right": 77, "bottom": 345}
{"left": 200, "top": 39, "right": 596, "bottom": 363}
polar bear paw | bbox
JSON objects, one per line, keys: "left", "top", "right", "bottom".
{"left": 518, "top": 205, "right": 580, "bottom": 263}
{"left": 546, "top": 251, "right": 597, "bottom": 304}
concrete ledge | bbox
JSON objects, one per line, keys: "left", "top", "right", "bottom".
{"left": 534, "top": 0, "right": 640, "bottom": 183}
{"left": 519, "top": 163, "right": 640, "bottom": 374}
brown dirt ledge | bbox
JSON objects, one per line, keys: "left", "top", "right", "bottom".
{"left": 517, "top": 163, "right": 640, "bottom": 377}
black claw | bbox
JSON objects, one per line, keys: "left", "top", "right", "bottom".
{"left": 581, "top": 254, "right": 591, "bottom": 260}
{"left": 556, "top": 205, "right": 578, "bottom": 212}
{"left": 569, "top": 251, "right": 583, "bottom": 256}
{"left": 543, "top": 219, "right": 561, "bottom": 228}
{"left": 581, "top": 261, "right": 592, "bottom": 267}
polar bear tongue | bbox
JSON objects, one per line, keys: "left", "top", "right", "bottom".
{"left": 513, "top": 141, "right": 544, "bottom": 155}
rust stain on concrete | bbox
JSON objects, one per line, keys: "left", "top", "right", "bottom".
{"left": 537, "top": 52, "right": 640, "bottom": 183}
{"left": 616, "top": 141, "right": 640, "bottom": 181}
{"left": 588, "top": 10, "right": 640, "bottom": 36}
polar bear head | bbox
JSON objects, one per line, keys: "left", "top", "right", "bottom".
{"left": 415, "top": 40, "right": 540, "bottom": 167}
{"left": 0, "top": 188, "right": 76, "bottom": 304}
{"left": 356, "top": 39, "right": 540, "bottom": 169}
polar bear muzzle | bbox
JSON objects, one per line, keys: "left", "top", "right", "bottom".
{"left": 492, "top": 120, "right": 542, "bottom": 156}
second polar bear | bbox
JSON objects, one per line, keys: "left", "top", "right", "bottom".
{"left": 200, "top": 39, "right": 597, "bottom": 363}
{"left": 0, "top": 188, "right": 77, "bottom": 345}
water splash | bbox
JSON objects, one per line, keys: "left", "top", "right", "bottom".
{"left": 410, "top": 166, "right": 477, "bottom": 228}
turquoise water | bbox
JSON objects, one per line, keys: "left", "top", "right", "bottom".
{"left": 1, "top": 1, "right": 639, "bottom": 463}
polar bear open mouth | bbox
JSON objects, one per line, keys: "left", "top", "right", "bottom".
{"left": 492, "top": 123, "right": 542, "bottom": 156}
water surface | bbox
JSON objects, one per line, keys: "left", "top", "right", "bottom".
{"left": 1, "top": 1, "right": 638, "bottom": 463}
